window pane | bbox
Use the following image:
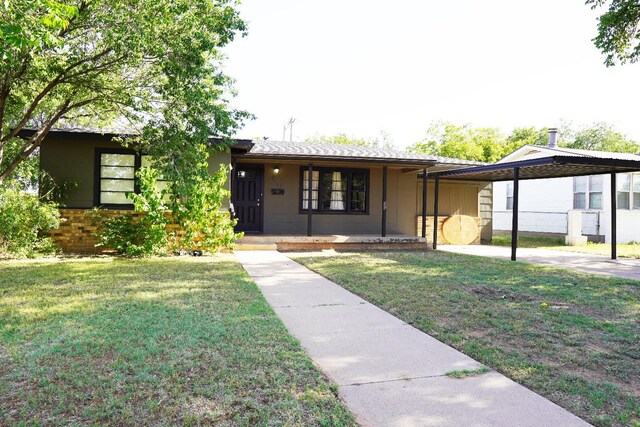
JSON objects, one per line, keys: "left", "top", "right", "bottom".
{"left": 101, "top": 166, "right": 135, "bottom": 179}
{"left": 617, "top": 173, "right": 630, "bottom": 191}
{"left": 633, "top": 193, "right": 640, "bottom": 210}
{"left": 573, "top": 193, "right": 586, "bottom": 209}
{"left": 321, "top": 171, "right": 346, "bottom": 211}
{"left": 101, "top": 153, "right": 134, "bottom": 167}
{"left": 100, "top": 191, "right": 133, "bottom": 204}
{"left": 156, "top": 181, "right": 170, "bottom": 192}
{"left": 351, "top": 191, "right": 366, "bottom": 212}
{"left": 589, "top": 175, "right": 603, "bottom": 192}
{"left": 633, "top": 174, "right": 640, "bottom": 192}
{"left": 302, "top": 170, "right": 319, "bottom": 210}
{"left": 350, "top": 171, "right": 367, "bottom": 212}
{"left": 618, "top": 192, "right": 630, "bottom": 209}
{"left": 573, "top": 176, "right": 587, "bottom": 193}
{"left": 589, "top": 192, "right": 602, "bottom": 209}
{"left": 506, "top": 182, "right": 514, "bottom": 197}
{"left": 101, "top": 179, "right": 134, "bottom": 192}
{"left": 141, "top": 155, "right": 153, "bottom": 168}
{"left": 506, "top": 196, "right": 513, "bottom": 210}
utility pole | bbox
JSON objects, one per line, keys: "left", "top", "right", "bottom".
{"left": 283, "top": 117, "right": 296, "bottom": 141}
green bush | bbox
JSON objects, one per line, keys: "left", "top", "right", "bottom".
{"left": 93, "top": 167, "right": 168, "bottom": 257}
{"left": 0, "top": 187, "right": 60, "bottom": 257}
{"left": 172, "top": 164, "right": 240, "bottom": 253}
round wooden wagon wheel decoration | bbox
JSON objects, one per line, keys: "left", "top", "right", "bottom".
{"left": 441, "top": 215, "right": 479, "bottom": 245}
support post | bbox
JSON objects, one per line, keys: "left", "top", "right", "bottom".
{"left": 611, "top": 172, "right": 617, "bottom": 260}
{"left": 433, "top": 175, "right": 440, "bottom": 250}
{"left": 382, "top": 166, "right": 388, "bottom": 237}
{"left": 421, "top": 169, "right": 427, "bottom": 239}
{"left": 511, "top": 167, "right": 520, "bottom": 261}
{"left": 307, "top": 165, "right": 313, "bottom": 237}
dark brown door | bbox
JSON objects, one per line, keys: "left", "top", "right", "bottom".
{"left": 233, "top": 165, "right": 263, "bottom": 233}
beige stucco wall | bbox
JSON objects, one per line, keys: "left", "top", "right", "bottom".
{"left": 39, "top": 134, "right": 231, "bottom": 208}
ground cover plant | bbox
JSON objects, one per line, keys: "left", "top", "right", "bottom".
{"left": 493, "top": 235, "right": 640, "bottom": 259}
{"left": 0, "top": 256, "right": 355, "bottom": 425}
{"left": 292, "top": 251, "right": 640, "bottom": 427}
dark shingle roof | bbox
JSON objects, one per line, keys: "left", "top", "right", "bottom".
{"left": 246, "top": 140, "right": 484, "bottom": 166}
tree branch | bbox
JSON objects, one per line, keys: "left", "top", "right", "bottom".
{"left": 0, "top": 97, "right": 94, "bottom": 183}
{"left": 0, "top": 48, "right": 115, "bottom": 144}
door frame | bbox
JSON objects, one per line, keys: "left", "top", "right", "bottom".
{"left": 231, "top": 163, "right": 265, "bottom": 234}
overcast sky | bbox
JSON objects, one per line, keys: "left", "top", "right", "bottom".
{"left": 223, "top": 0, "right": 640, "bottom": 148}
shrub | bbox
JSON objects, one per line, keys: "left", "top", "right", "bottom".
{"left": 93, "top": 167, "right": 168, "bottom": 257}
{"left": 171, "top": 164, "right": 240, "bottom": 253}
{"left": 0, "top": 187, "right": 60, "bottom": 257}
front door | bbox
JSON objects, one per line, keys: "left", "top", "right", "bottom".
{"left": 232, "top": 165, "right": 263, "bottom": 233}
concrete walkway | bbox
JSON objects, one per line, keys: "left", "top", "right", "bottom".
{"left": 234, "top": 250, "right": 590, "bottom": 427}
{"left": 439, "top": 245, "right": 640, "bottom": 281}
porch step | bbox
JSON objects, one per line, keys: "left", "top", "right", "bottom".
{"left": 234, "top": 243, "right": 278, "bottom": 251}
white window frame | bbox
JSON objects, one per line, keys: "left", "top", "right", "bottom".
{"left": 573, "top": 176, "right": 603, "bottom": 210}
{"left": 617, "top": 173, "right": 640, "bottom": 210}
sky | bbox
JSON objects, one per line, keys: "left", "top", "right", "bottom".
{"left": 222, "top": 0, "right": 640, "bottom": 148}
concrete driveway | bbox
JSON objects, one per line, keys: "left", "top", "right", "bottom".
{"left": 438, "top": 245, "right": 640, "bottom": 281}
{"left": 235, "top": 250, "right": 591, "bottom": 427}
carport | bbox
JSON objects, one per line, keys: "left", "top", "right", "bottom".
{"left": 429, "top": 155, "right": 640, "bottom": 261}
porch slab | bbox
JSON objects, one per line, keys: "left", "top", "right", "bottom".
{"left": 235, "top": 234, "right": 428, "bottom": 251}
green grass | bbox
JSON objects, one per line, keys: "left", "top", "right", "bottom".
{"left": 445, "top": 367, "right": 491, "bottom": 378}
{"left": 493, "top": 235, "right": 640, "bottom": 259}
{"left": 0, "top": 256, "right": 355, "bottom": 426}
{"left": 292, "top": 251, "right": 640, "bottom": 427}
{"left": 492, "top": 235, "right": 565, "bottom": 248}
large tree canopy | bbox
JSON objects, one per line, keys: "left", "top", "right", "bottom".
{"left": 0, "top": 0, "right": 249, "bottom": 186}
{"left": 588, "top": 0, "right": 640, "bottom": 66}
{"left": 409, "top": 121, "right": 639, "bottom": 163}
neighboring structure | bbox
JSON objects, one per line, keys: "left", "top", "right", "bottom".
{"left": 32, "top": 129, "right": 492, "bottom": 252}
{"left": 493, "top": 134, "right": 640, "bottom": 244}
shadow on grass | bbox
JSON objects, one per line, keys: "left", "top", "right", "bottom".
{"left": 0, "top": 257, "right": 355, "bottom": 426}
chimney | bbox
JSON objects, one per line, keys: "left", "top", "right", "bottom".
{"left": 548, "top": 128, "right": 558, "bottom": 148}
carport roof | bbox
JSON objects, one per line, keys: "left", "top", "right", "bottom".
{"left": 431, "top": 155, "right": 640, "bottom": 181}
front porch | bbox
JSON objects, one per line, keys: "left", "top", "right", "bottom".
{"left": 235, "top": 234, "right": 428, "bottom": 251}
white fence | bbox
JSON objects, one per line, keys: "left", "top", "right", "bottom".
{"left": 494, "top": 211, "right": 602, "bottom": 236}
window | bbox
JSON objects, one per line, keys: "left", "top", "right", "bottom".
{"left": 506, "top": 182, "right": 513, "bottom": 210}
{"left": 573, "top": 176, "right": 603, "bottom": 210}
{"left": 617, "top": 173, "right": 640, "bottom": 210}
{"left": 588, "top": 175, "right": 603, "bottom": 209}
{"left": 95, "top": 149, "right": 167, "bottom": 207}
{"left": 300, "top": 167, "right": 368, "bottom": 214}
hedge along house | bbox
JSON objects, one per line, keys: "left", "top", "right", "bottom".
{"left": 32, "top": 128, "right": 492, "bottom": 253}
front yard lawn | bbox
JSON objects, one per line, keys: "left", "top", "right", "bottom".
{"left": 292, "top": 251, "right": 639, "bottom": 427}
{"left": 0, "top": 256, "right": 355, "bottom": 426}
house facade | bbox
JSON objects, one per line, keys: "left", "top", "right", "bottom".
{"left": 35, "top": 129, "right": 493, "bottom": 252}
{"left": 493, "top": 145, "right": 640, "bottom": 243}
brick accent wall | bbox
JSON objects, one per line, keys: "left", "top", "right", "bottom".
{"left": 51, "top": 209, "right": 187, "bottom": 254}
{"left": 50, "top": 209, "right": 123, "bottom": 254}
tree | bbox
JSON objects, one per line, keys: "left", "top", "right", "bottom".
{"left": 0, "top": 0, "right": 249, "bottom": 186}
{"left": 409, "top": 122, "right": 508, "bottom": 163}
{"left": 587, "top": 0, "right": 640, "bottom": 66}
{"left": 566, "top": 122, "right": 640, "bottom": 153}
{"left": 410, "top": 121, "right": 640, "bottom": 163}
{"left": 307, "top": 132, "right": 394, "bottom": 149}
